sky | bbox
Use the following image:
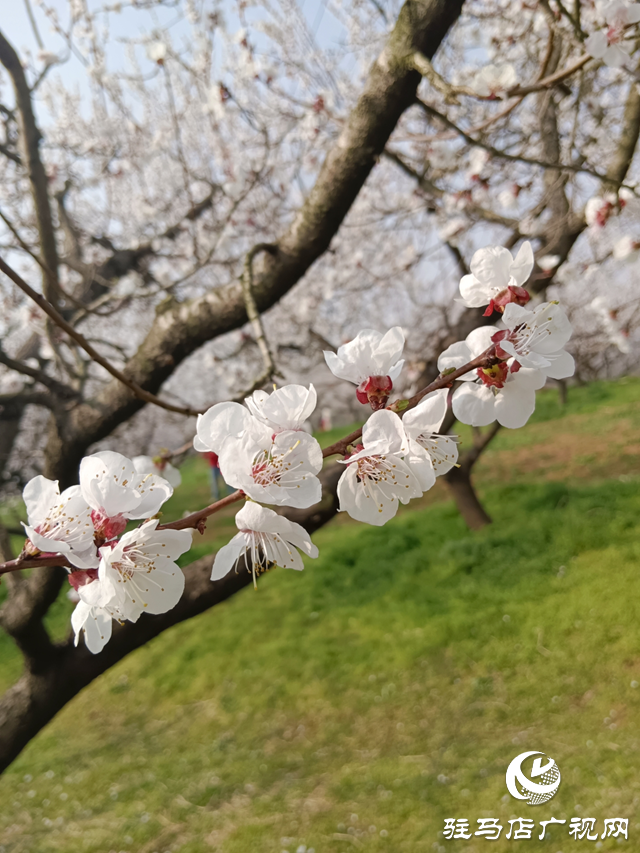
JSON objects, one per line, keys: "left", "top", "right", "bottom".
{"left": 2, "top": 0, "right": 347, "bottom": 101}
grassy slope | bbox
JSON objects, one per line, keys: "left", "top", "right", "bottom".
{"left": 1, "top": 379, "right": 640, "bottom": 852}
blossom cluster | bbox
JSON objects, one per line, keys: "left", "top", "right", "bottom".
{"left": 14, "top": 242, "right": 575, "bottom": 653}
{"left": 22, "top": 452, "right": 192, "bottom": 653}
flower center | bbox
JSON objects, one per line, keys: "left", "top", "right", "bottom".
{"left": 113, "top": 546, "right": 155, "bottom": 582}
{"left": 250, "top": 441, "right": 300, "bottom": 488}
{"left": 477, "top": 362, "right": 509, "bottom": 389}
{"left": 506, "top": 315, "right": 554, "bottom": 357}
{"left": 354, "top": 454, "right": 397, "bottom": 486}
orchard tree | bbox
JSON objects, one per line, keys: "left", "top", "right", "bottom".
{"left": 0, "top": 0, "right": 638, "bottom": 773}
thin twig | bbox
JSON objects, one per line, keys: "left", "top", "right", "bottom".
{"left": 0, "top": 346, "right": 498, "bottom": 575}
{"left": 415, "top": 97, "right": 622, "bottom": 185}
{"left": 0, "top": 345, "right": 77, "bottom": 398}
{"left": 0, "top": 491, "right": 246, "bottom": 576}
{"left": 0, "top": 255, "right": 203, "bottom": 417}
{"left": 241, "top": 243, "right": 282, "bottom": 383}
{"left": 321, "top": 347, "right": 495, "bottom": 459}
{"left": 158, "top": 490, "right": 245, "bottom": 531}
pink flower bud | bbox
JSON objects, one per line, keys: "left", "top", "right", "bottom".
{"left": 355, "top": 375, "right": 393, "bottom": 410}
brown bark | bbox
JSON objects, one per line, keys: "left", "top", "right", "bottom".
{"left": 0, "top": 464, "right": 342, "bottom": 773}
{"left": 445, "top": 465, "right": 492, "bottom": 530}
{"left": 0, "top": 2, "right": 467, "bottom": 743}
{"left": 42, "top": 0, "right": 467, "bottom": 490}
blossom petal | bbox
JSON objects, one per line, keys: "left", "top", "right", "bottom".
{"left": 585, "top": 30, "right": 608, "bottom": 59}
{"left": 603, "top": 43, "right": 630, "bottom": 66}
{"left": 510, "top": 241, "right": 534, "bottom": 286}
{"left": 71, "top": 601, "right": 112, "bottom": 654}
{"left": 542, "top": 349, "right": 575, "bottom": 380}
{"left": 406, "top": 441, "right": 437, "bottom": 492}
{"left": 358, "top": 409, "right": 407, "bottom": 457}
{"left": 403, "top": 388, "right": 448, "bottom": 435}
{"left": 23, "top": 475, "right": 60, "bottom": 526}
{"left": 337, "top": 465, "right": 399, "bottom": 526}
{"left": 459, "top": 273, "right": 494, "bottom": 308}
{"left": 79, "top": 451, "right": 142, "bottom": 516}
{"left": 245, "top": 384, "right": 317, "bottom": 432}
{"left": 470, "top": 245, "right": 513, "bottom": 289}
{"left": 211, "top": 535, "right": 247, "bottom": 580}
{"left": 437, "top": 340, "right": 474, "bottom": 375}
{"left": 452, "top": 383, "right": 497, "bottom": 427}
{"left": 194, "top": 402, "right": 259, "bottom": 455}
{"left": 427, "top": 435, "right": 459, "bottom": 476}
{"left": 494, "top": 379, "right": 538, "bottom": 428}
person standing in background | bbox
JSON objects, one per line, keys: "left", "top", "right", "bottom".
{"left": 203, "top": 451, "right": 227, "bottom": 500}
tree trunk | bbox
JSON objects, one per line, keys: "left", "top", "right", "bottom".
{"left": 445, "top": 464, "right": 492, "bottom": 530}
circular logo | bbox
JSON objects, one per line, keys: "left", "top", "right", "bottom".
{"left": 505, "top": 751, "right": 561, "bottom": 806}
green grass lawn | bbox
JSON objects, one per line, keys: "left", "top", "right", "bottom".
{"left": 1, "top": 379, "right": 640, "bottom": 852}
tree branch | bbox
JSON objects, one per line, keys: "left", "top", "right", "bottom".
{"left": 0, "top": 345, "right": 77, "bottom": 398}
{"left": 43, "top": 0, "right": 467, "bottom": 487}
{"left": 241, "top": 243, "right": 282, "bottom": 385}
{"left": 0, "top": 30, "right": 60, "bottom": 306}
{"left": 0, "top": 255, "right": 203, "bottom": 417}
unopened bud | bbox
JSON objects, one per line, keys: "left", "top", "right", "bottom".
{"left": 356, "top": 375, "right": 393, "bottom": 410}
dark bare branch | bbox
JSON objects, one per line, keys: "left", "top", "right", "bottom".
{"left": 0, "top": 30, "right": 60, "bottom": 305}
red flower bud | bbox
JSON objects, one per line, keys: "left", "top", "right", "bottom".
{"left": 356, "top": 375, "right": 393, "bottom": 410}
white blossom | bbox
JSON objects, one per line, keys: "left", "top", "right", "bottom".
{"left": 472, "top": 63, "right": 517, "bottom": 97}
{"left": 244, "top": 384, "right": 317, "bottom": 433}
{"left": 22, "top": 476, "right": 97, "bottom": 568}
{"left": 438, "top": 327, "right": 546, "bottom": 429}
{"left": 324, "top": 328, "right": 405, "bottom": 386}
{"left": 590, "top": 295, "right": 631, "bottom": 353}
{"left": 458, "top": 242, "right": 534, "bottom": 312}
{"left": 147, "top": 41, "right": 167, "bottom": 63}
{"left": 80, "top": 451, "right": 173, "bottom": 522}
{"left": 585, "top": 194, "right": 616, "bottom": 227}
{"left": 402, "top": 389, "right": 459, "bottom": 489}
{"left": 497, "top": 302, "right": 575, "bottom": 379}
{"left": 324, "top": 328, "right": 405, "bottom": 409}
{"left": 211, "top": 501, "right": 318, "bottom": 586}
{"left": 586, "top": 1, "right": 640, "bottom": 67}
{"left": 195, "top": 401, "right": 323, "bottom": 508}
{"left": 337, "top": 410, "right": 422, "bottom": 526}
{"left": 133, "top": 455, "right": 182, "bottom": 489}
{"left": 613, "top": 235, "right": 639, "bottom": 259}
{"left": 537, "top": 254, "right": 561, "bottom": 271}
{"left": 467, "top": 147, "right": 490, "bottom": 178}
{"left": 97, "top": 519, "right": 192, "bottom": 623}
{"left": 71, "top": 598, "right": 113, "bottom": 655}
